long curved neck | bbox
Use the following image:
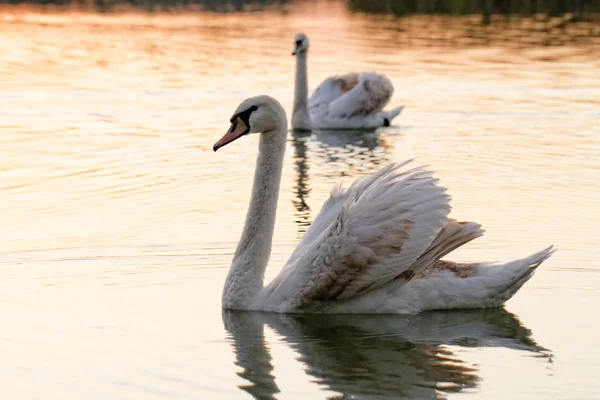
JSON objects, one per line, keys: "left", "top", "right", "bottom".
{"left": 222, "top": 119, "right": 287, "bottom": 309}
{"left": 292, "top": 52, "right": 311, "bottom": 130}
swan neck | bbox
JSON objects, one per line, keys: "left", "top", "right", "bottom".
{"left": 292, "top": 52, "right": 311, "bottom": 130}
{"left": 222, "top": 119, "right": 287, "bottom": 309}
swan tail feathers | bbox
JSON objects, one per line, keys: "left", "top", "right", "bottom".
{"left": 408, "top": 246, "right": 555, "bottom": 312}
{"left": 382, "top": 106, "right": 404, "bottom": 126}
{"left": 488, "top": 245, "right": 555, "bottom": 283}
{"left": 472, "top": 245, "right": 556, "bottom": 306}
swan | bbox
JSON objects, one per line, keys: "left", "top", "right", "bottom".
{"left": 291, "top": 33, "right": 404, "bottom": 130}
{"left": 213, "top": 95, "right": 554, "bottom": 314}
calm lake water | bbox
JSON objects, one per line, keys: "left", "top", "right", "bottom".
{"left": 1, "top": 2, "right": 599, "bottom": 399}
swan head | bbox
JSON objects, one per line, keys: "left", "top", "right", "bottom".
{"left": 292, "top": 33, "right": 309, "bottom": 56}
{"left": 213, "top": 95, "right": 286, "bottom": 151}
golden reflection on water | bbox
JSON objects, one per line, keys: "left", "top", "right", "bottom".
{"left": 0, "top": 2, "right": 599, "bottom": 399}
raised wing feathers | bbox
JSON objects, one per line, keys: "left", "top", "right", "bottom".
{"left": 309, "top": 73, "right": 360, "bottom": 110}
{"left": 270, "top": 160, "right": 452, "bottom": 308}
{"left": 309, "top": 72, "right": 393, "bottom": 121}
{"left": 326, "top": 72, "right": 393, "bottom": 120}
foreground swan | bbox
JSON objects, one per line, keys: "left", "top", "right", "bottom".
{"left": 291, "top": 33, "right": 404, "bottom": 130}
{"left": 214, "top": 95, "right": 554, "bottom": 313}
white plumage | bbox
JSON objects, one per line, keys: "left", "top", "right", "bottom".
{"left": 214, "top": 95, "right": 555, "bottom": 314}
{"left": 292, "top": 34, "right": 404, "bottom": 130}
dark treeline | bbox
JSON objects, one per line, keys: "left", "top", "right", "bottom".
{"left": 1, "top": 0, "right": 600, "bottom": 19}
{"left": 0, "top": 0, "right": 290, "bottom": 12}
{"left": 348, "top": 0, "right": 600, "bottom": 24}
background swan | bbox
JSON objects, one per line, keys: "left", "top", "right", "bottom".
{"left": 213, "top": 95, "right": 554, "bottom": 314}
{"left": 292, "top": 33, "right": 404, "bottom": 130}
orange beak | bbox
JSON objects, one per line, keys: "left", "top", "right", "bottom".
{"left": 213, "top": 117, "right": 249, "bottom": 152}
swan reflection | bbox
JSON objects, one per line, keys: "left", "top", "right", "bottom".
{"left": 290, "top": 128, "right": 394, "bottom": 237}
{"left": 224, "top": 308, "right": 551, "bottom": 399}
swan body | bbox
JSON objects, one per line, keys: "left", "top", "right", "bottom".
{"left": 214, "top": 95, "right": 554, "bottom": 314}
{"left": 292, "top": 33, "right": 404, "bottom": 130}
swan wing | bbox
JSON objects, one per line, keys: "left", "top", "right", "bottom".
{"left": 284, "top": 184, "right": 349, "bottom": 267}
{"left": 309, "top": 73, "right": 361, "bottom": 110}
{"left": 267, "top": 160, "right": 451, "bottom": 308}
{"left": 324, "top": 72, "right": 394, "bottom": 120}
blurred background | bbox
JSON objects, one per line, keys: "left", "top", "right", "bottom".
{"left": 0, "top": 1, "right": 599, "bottom": 399}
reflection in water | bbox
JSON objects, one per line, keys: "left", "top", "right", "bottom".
{"left": 223, "top": 311, "right": 281, "bottom": 400}
{"left": 310, "top": 128, "right": 389, "bottom": 171}
{"left": 290, "top": 128, "right": 392, "bottom": 237}
{"left": 312, "top": 128, "right": 379, "bottom": 150}
{"left": 224, "top": 309, "right": 551, "bottom": 399}
{"left": 290, "top": 130, "right": 312, "bottom": 238}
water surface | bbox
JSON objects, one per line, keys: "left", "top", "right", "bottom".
{"left": 1, "top": 2, "right": 599, "bottom": 399}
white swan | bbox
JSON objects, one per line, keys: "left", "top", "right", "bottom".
{"left": 214, "top": 95, "right": 554, "bottom": 314}
{"left": 292, "top": 33, "right": 404, "bottom": 130}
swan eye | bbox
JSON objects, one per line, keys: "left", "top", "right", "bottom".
{"left": 229, "top": 106, "right": 257, "bottom": 124}
{"left": 229, "top": 105, "right": 258, "bottom": 133}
